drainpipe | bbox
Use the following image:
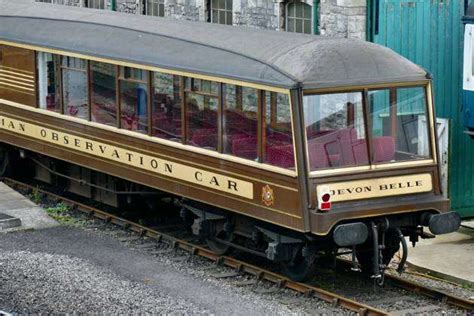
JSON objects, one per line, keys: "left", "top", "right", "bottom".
{"left": 313, "top": 0, "right": 319, "bottom": 35}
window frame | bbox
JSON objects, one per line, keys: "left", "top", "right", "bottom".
{"left": 304, "top": 83, "right": 437, "bottom": 178}
{"left": 285, "top": 1, "right": 313, "bottom": 35}
{"left": 34, "top": 51, "right": 297, "bottom": 175}
{"left": 143, "top": 0, "right": 165, "bottom": 17}
{"left": 118, "top": 66, "right": 150, "bottom": 132}
{"left": 210, "top": 0, "right": 233, "bottom": 25}
{"left": 60, "top": 56, "right": 89, "bottom": 120}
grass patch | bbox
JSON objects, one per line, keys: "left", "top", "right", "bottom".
{"left": 45, "top": 202, "right": 87, "bottom": 227}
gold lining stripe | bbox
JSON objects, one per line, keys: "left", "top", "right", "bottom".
{"left": 0, "top": 99, "right": 300, "bottom": 190}
{"left": 0, "top": 68, "right": 35, "bottom": 80}
{"left": 0, "top": 77, "right": 35, "bottom": 88}
{"left": 0, "top": 65, "right": 34, "bottom": 76}
{"left": 311, "top": 160, "right": 436, "bottom": 177}
{"left": 426, "top": 83, "right": 438, "bottom": 165}
{"left": 0, "top": 85, "right": 35, "bottom": 96}
{"left": 0, "top": 40, "right": 290, "bottom": 94}
{"left": 0, "top": 127, "right": 303, "bottom": 220}
{"left": 0, "top": 81, "right": 34, "bottom": 92}
{"left": 0, "top": 73, "right": 35, "bottom": 84}
{"left": 303, "top": 80, "right": 430, "bottom": 94}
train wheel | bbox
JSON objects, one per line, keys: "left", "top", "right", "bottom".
{"left": 280, "top": 245, "right": 317, "bottom": 282}
{"left": 206, "top": 221, "right": 233, "bottom": 256}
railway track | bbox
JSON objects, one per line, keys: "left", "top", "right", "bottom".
{"left": 3, "top": 177, "right": 473, "bottom": 315}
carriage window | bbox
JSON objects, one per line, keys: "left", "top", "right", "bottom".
{"left": 211, "top": 0, "right": 233, "bottom": 25}
{"left": 224, "top": 85, "right": 258, "bottom": 160}
{"left": 91, "top": 62, "right": 117, "bottom": 126}
{"left": 152, "top": 72, "right": 181, "bottom": 141}
{"left": 286, "top": 2, "right": 312, "bottom": 34}
{"left": 185, "top": 78, "right": 219, "bottom": 151}
{"left": 37, "top": 52, "right": 61, "bottom": 113}
{"left": 119, "top": 67, "right": 148, "bottom": 134}
{"left": 144, "top": 0, "right": 165, "bottom": 17}
{"left": 264, "top": 92, "right": 295, "bottom": 169}
{"left": 368, "top": 87, "right": 431, "bottom": 163}
{"left": 303, "top": 92, "right": 368, "bottom": 171}
{"left": 61, "top": 57, "right": 88, "bottom": 120}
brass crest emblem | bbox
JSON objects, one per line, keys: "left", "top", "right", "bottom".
{"left": 261, "top": 185, "right": 274, "bottom": 206}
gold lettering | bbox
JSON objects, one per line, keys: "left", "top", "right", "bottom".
{"left": 51, "top": 132, "right": 59, "bottom": 141}
{"left": 40, "top": 129, "right": 47, "bottom": 138}
{"left": 195, "top": 171, "right": 202, "bottom": 182}
{"left": 63, "top": 135, "right": 69, "bottom": 145}
{"left": 126, "top": 152, "right": 133, "bottom": 162}
{"left": 19, "top": 123, "right": 25, "bottom": 132}
{"left": 99, "top": 145, "right": 107, "bottom": 154}
{"left": 164, "top": 163, "right": 173, "bottom": 173}
{"left": 74, "top": 138, "right": 81, "bottom": 148}
{"left": 111, "top": 149, "right": 120, "bottom": 159}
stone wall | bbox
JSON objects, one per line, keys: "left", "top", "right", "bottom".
{"left": 319, "top": 0, "right": 366, "bottom": 39}
{"left": 35, "top": 0, "right": 367, "bottom": 39}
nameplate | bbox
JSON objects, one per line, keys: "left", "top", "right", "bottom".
{"left": 317, "top": 174, "right": 433, "bottom": 202}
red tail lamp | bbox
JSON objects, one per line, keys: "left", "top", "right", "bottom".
{"left": 318, "top": 186, "right": 332, "bottom": 212}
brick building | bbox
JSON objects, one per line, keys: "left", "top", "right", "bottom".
{"left": 36, "top": 0, "right": 367, "bottom": 40}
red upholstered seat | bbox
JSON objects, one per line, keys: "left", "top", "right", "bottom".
{"left": 232, "top": 136, "right": 257, "bottom": 160}
{"left": 266, "top": 144, "right": 295, "bottom": 168}
{"left": 373, "top": 136, "right": 395, "bottom": 163}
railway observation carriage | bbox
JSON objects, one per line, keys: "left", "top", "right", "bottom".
{"left": 0, "top": 0, "right": 460, "bottom": 282}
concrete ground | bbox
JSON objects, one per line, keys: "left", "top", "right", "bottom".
{"left": 0, "top": 182, "right": 58, "bottom": 231}
{"left": 407, "top": 223, "right": 474, "bottom": 286}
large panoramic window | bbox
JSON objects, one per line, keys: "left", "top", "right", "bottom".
{"left": 61, "top": 57, "right": 88, "bottom": 120}
{"left": 185, "top": 78, "right": 219, "bottom": 150}
{"left": 286, "top": 1, "right": 312, "bottom": 34}
{"left": 303, "top": 92, "right": 368, "bottom": 171}
{"left": 223, "top": 85, "right": 258, "bottom": 161}
{"left": 37, "top": 52, "right": 61, "bottom": 113}
{"left": 368, "top": 87, "right": 431, "bottom": 163}
{"left": 119, "top": 67, "right": 149, "bottom": 133}
{"left": 152, "top": 72, "right": 181, "bottom": 141}
{"left": 210, "top": 0, "right": 233, "bottom": 25}
{"left": 264, "top": 92, "right": 295, "bottom": 169}
{"left": 91, "top": 61, "right": 117, "bottom": 126}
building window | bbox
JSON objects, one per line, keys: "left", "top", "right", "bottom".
{"left": 185, "top": 78, "right": 219, "bottom": 150}
{"left": 144, "top": 0, "right": 165, "bottom": 17}
{"left": 119, "top": 67, "right": 149, "bottom": 134}
{"left": 61, "top": 57, "right": 89, "bottom": 120}
{"left": 286, "top": 1, "right": 312, "bottom": 34}
{"left": 85, "top": 0, "right": 106, "bottom": 9}
{"left": 210, "top": 0, "right": 233, "bottom": 25}
{"left": 37, "top": 52, "right": 61, "bottom": 113}
{"left": 152, "top": 72, "right": 181, "bottom": 141}
{"left": 91, "top": 61, "right": 117, "bottom": 126}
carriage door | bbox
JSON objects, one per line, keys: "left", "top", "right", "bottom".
{"left": 368, "top": 0, "right": 474, "bottom": 217}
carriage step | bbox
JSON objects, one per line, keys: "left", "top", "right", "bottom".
{"left": 0, "top": 213, "right": 21, "bottom": 230}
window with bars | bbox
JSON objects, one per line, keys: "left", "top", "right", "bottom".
{"left": 144, "top": 0, "right": 165, "bottom": 17}
{"left": 286, "top": 1, "right": 312, "bottom": 34}
{"left": 210, "top": 0, "right": 233, "bottom": 25}
{"left": 85, "top": 0, "right": 106, "bottom": 9}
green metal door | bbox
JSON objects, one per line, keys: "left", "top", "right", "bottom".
{"left": 369, "top": 0, "right": 474, "bottom": 217}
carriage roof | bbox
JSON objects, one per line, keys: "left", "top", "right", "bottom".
{"left": 0, "top": 0, "right": 427, "bottom": 90}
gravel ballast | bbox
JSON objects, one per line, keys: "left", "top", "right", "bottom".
{"left": 0, "top": 250, "right": 206, "bottom": 314}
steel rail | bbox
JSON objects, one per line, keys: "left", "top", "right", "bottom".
{"left": 2, "top": 177, "right": 386, "bottom": 316}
